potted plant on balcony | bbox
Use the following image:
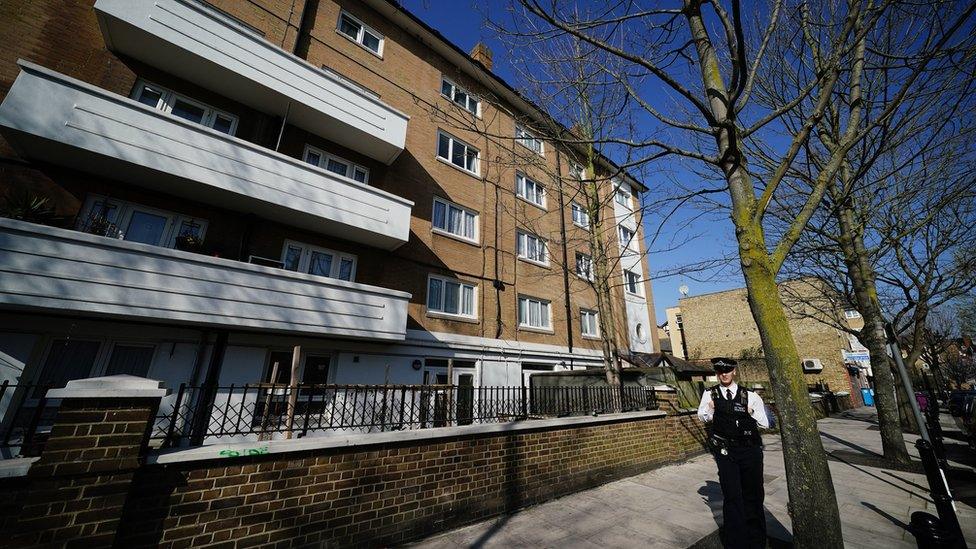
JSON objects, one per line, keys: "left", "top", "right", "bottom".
{"left": 84, "top": 214, "right": 123, "bottom": 238}
{"left": 175, "top": 231, "right": 204, "bottom": 252}
{"left": 0, "top": 189, "right": 65, "bottom": 227}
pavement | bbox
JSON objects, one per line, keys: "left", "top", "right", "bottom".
{"left": 405, "top": 407, "right": 976, "bottom": 548}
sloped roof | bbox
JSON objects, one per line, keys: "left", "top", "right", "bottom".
{"left": 626, "top": 352, "right": 713, "bottom": 375}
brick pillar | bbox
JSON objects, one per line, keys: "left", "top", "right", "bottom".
{"left": 652, "top": 386, "right": 681, "bottom": 413}
{"left": 11, "top": 375, "right": 167, "bottom": 547}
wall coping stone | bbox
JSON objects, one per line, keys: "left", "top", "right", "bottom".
{"left": 46, "top": 375, "right": 170, "bottom": 399}
{"left": 148, "top": 410, "right": 667, "bottom": 465}
{"left": 0, "top": 457, "right": 38, "bottom": 478}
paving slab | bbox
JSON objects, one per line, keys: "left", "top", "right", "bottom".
{"left": 404, "top": 408, "right": 975, "bottom": 548}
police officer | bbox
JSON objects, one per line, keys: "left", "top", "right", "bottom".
{"left": 697, "top": 357, "right": 770, "bottom": 549}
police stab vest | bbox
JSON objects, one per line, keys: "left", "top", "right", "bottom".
{"left": 710, "top": 385, "right": 761, "bottom": 446}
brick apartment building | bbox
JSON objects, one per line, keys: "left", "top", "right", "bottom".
{"left": 0, "top": 0, "right": 657, "bottom": 439}
{"left": 665, "top": 278, "right": 866, "bottom": 398}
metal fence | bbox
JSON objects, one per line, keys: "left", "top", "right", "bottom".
{"left": 0, "top": 381, "right": 55, "bottom": 459}
{"left": 151, "top": 383, "right": 657, "bottom": 448}
{"left": 0, "top": 381, "right": 658, "bottom": 456}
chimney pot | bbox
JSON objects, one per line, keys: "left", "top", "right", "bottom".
{"left": 470, "top": 42, "right": 493, "bottom": 71}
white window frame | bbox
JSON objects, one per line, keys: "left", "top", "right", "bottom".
{"left": 303, "top": 144, "right": 369, "bottom": 184}
{"left": 575, "top": 252, "right": 594, "bottom": 281}
{"left": 518, "top": 295, "right": 552, "bottom": 331}
{"left": 337, "top": 11, "right": 384, "bottom": 56}
{"left": 431, "top": 197, "right": 479, "bottom": 244}
{"left": 517, "top": 230, "right": 548, "bottom": 266}
{"left": 280, "top": 240, "right": 358, "bottom": 281}
{"left": 30, "top": 337, "right": 158, "bottom": 397}
{"left": 571, "top": 202, "right": 590, "bottom": 229}
{"left": 581, "top": 309, "right": 600, "bottom": 338}
{"left": 426, "top": 275, "right": 478, "bottom": 319}
{"left": 436, "top": 130, "right": 480, "bottom": 176}
{"left": 131, "top": 80, "right": 238, "bottom": 136}
{"left": 844, "top": 310, "right": 861, "bottom": 319}
{"left": 516, "top": 173, "right": 546, "bottom": 209}
{"left": 624, "top": 269, "right": 644, "bottom": 297}
{"left": 615, "top": 187, "right": 633, "bottom": 209}
{"left": 440, "top": 78, "right": 481, "bottom": 117}
{"left": 77, "top": 194, "right": 208, "bottom": 249}
{"left": 618, "top": 225, "right": 636, "bottom": 251}
{"left": 569, "top": 162, "right": 585, "bottom": 180}
{"left": 515, "top": 125, "right": 544, "bottom": 156}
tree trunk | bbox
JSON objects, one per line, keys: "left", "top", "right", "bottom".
{"left": 835, "top": 206, "right": 911, "bottom": 464}
{"left": 738, "top": 223, "right": 845, "bottom": 549}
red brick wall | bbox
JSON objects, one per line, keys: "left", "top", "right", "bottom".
{"left": 108, "top": 413, "right": 705, "bottom": 547}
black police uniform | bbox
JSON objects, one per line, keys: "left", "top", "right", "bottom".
{"left": 709, "top": 385, "right": 765, "bottom": 549}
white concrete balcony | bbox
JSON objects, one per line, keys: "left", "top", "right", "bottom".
{"left": 94, "top": 0, "right": 408, "bottom": 165}
{"left": 0, "top": 219, "right": 411, "bottom": 341}
{"left": 0, "top": 62, "right": 412, "bottom": 251}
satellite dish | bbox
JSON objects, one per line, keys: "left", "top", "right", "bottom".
{"left": 679, "top": 284, "right": 689, "bottom": 296}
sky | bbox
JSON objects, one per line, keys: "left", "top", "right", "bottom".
{"left": 398, "top": 0, "right": 748, "bottom": 324}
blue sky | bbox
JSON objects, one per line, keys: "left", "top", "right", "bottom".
{"left": 399, "top": 0, "right": 747, "bottom": 323}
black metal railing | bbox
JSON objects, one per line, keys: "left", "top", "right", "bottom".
{"left": 0, "top": 381, "right": 657, "bottom": 456}
{"left": 0, "top": 381, "right": 55, "bottom": 459}
{"left": 151, "top": 383, "right": 658, "bottom": 448}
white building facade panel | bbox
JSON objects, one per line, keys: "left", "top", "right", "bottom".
{"left": 0, "top": 62, "right": 413, "bottom": 250}
{"left": 94, "top": 0, "right": 409, "bottom": 164}
{"left": 0, "top": 219, "right": 410, "bottom": 341}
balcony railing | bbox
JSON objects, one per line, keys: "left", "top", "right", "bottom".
{"left": 0, "top": 62, "right": 413, "bottom": 250}
{"left": 0, "top": 218, "right": 411, "bottom": 340}
{"left": 94, "top": 0, "right": 409, "bottom": 164}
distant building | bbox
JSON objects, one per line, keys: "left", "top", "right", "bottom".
{"left": 665, "top": 279, "right": 866, "bottom": 400}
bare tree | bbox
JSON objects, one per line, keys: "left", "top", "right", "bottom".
{"left": 488, "top": 1, "right": 976, "bottom": 544}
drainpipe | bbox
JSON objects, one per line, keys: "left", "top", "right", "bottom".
{"left": 292, "top": 0, "right": 319, "bottom": 58}
{"left": 555, "top": 149, "right": 574, "bottom": 364}
{"left": 189, "top": 330, "right": 228, "bottom": 446}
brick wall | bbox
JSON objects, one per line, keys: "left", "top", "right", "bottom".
{"left": 8, "top": 396, "right": 159, "bottom": 547}
{"left": 7, "top": 389, "right": 707, "bottom": 548}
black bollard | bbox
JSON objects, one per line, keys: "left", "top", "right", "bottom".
{"left": 910, "top": 512, "right": 961, "bottom": 549}
{"left": 912, "top": 438, "right": 966, "bottom": 548}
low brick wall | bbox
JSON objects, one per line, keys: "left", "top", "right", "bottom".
{"left": 4, "top": 389, "right": 708, "bottom": 548}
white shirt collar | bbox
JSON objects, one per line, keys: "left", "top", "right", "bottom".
{"left": 719, "top": 382, "right": 738, "bottom": 397}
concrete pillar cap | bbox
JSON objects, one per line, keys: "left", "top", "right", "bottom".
{"left": 45, "top": 375, "right": 170, "bottom": 399}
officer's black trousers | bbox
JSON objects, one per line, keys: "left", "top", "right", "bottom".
{"left": 716, "top": 444, "right": 765, "bottom": 549}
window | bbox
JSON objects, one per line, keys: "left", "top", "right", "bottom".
{"left": 77, "top": 195, "right": 208, "bottom": 249}
{"left": 427, "top": 275, "right": 477, "bottom": 318}
{"left": 571, "top": 202, "right": 590, "bottom": 229}
{"left": 518, "top": 296, "right": 551, "bottom": 330}
{"left": 576, "top": 252, "right": 593, "bottom": 281}
{"left": 281, "top": 241, "right": 357, "bottom": 281}
{"left": 441, "top": 78, "right": 480, "bottom": 116}
{"left": 322, "top": 65, "right": 380, "bottom": 99}
{"left": 437, "top": 131, "right": 480, "bottom": 175}
{"left": 581, "top": 309, "right": 600, "bottom": 337}
{"left": 337, "top": 11, "right": 383, "bottom": 55}
{"left": 303, "top": 145, "right": 369, "bottom": 183}
{"left": 104, "top": 344, "right": 155, "bottom": 376}
{"left": 515, "top": 125, "right": 544, "bottom": 155}
{"left": 569, "top": 162, "right": 585, "bottom": 180}
{"left": 516, "top": 173, "right": 546, "bottom": 208}
{"left": 132, "top": 81, "right": 238, "bottom": 136}
{"left": 844, "top": 310, "right": 861, "bottom": 319}
{"left": 618, "top": 225, "right": 635, "bottom": 250}
{"left": 624, "top": 269, "right": 643, "bottom": 296}
{"left": 517, "top": 231, "right": 548, "bottom": 265}
{"left": 33, "top": 339, "right": 102, "bottom": 397}
{"left": 432, "top": 197, "right": 478, "bottom": 242}
{"left": 615, "top": 187, "right": 632, "bottom": 209}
